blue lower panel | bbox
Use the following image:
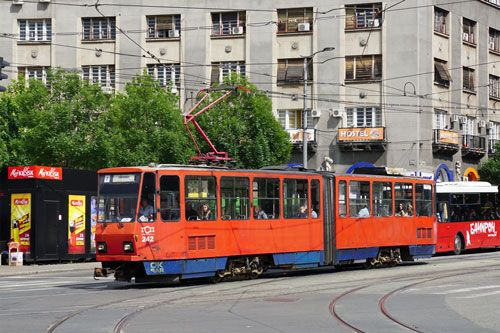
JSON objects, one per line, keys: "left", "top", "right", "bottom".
{"left": 273, "top": 251, "right": 322, "bottom": 267}
{"left": 336, "top": 247, "right": 379, "bottom": 262}
{"left": 143, "top": 257, "right": 228, "bottom": 277}
{"left": 409, "top": 245, "right": 435, "bottom": 258}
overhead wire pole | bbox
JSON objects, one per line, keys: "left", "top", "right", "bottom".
{"left": 302, "top": 47, "right": 335, "bottom": 169}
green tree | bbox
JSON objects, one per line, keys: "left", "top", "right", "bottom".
{"left": 106, "top": 72, "right": 194, "bottom": 166}
{"left": 191, "top": 76, "right": 291, "bottom": 169}
{"left": 0, "top": 96, "right": 29, "bottom": 168}
{"left": 479, "top": 142, "right": 500, "bottom": 184}
{"left": 6, "top": 69, "right": 112, "bottom": 169}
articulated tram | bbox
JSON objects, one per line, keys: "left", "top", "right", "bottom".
{"left": 94, "top": 165, "right": 436, "bottom": 282}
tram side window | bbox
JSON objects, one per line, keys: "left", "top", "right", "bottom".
{"left": 138, "top": 172, "right": 156, "bottom": 222}
{"left": 372, "top": 182, "right": 392, "bottom": 217}
{"left": 283, "top": 179, "right": 308, "bottom": 218}
{"left": 415, "top": 184, "right": 433, "bottom": 217}
{"left": 252, "top": 178, "right": 280, "bottom": 219}
{"left": 436, "top": 193, "right": 450, "bottom": 223}
{"left": 185, "top": 176, "right": 217, "bottom": 221}
{"left": 338, "top": 180, "right": 347, "bottom": 217}
{"left": 395, "top": 183, "right": 413, "bottom": 217}
{"left": 221, "top": 177, "right": 250, "bottom": 220}
{"left": 349, "top": 181, "right": 370, "bottom": 218}
{"left": 480, "top": 193, "right": 496, "bottom": 220}
{"left": 450, "top": 194, "right": 464, "bottom": 222}
{"left": 464, "top": 193, "right": 480, "bottom": 221}
{"left": 311, "top": 179, "right": 320, "bottom": 218}
{"left": 159, "top": 175, "right": 180, "bottom": 222}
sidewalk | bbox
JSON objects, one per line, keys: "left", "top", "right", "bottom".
{"left": 0, "top": 261, "right": 99, "bottom": 277}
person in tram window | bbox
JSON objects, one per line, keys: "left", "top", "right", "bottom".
{"left": 199, "top": 203, "right": 212, "bottom": 220}
{"left": 357, "top": 204, "right": 370, "bottom": 217}
{"left": 297, "top": 205, "right": 308, "bottom": 218}
{"left": 138, "top": 197, "right": 154, "bottom": 221}
{"left": 311, "top": 204, "right": 318, "bottom": 218}
{"left": 253, "top": 205, "right": 268, "bottom": 219}
{"left": 406, "top": 204, "right": 414, "bottom": 216}
{"left": 396, "top": 202, "right": 407, "bottom": 216}
{"left": 185, "top": 201, "right": 199, "bottom": 220}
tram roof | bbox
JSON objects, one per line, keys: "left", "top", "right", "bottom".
{"left": 436, "top": 181, "right": 499, "bottom": 194}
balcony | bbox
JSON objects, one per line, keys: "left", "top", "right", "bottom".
{"left": 287, "top": 129, "right": 317, "bottom": 152}
{"left": 462, "top": 134, "right": 486, "bottom": 158}
{"left": 337, "top": 127, "right": 386, "bottom": 151}
{"left": 489, "top": 139, "right": 499, "bottom": 155}
{"left": 432, "top": 129, "right": 459, "bottom": 155}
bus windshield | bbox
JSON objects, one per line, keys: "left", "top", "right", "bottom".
{"left": 98, "top": 173, "right": 141, "bottom": 223}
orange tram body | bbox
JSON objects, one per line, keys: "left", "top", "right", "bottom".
{"left": 94, "top": 165, "right": 436, "bottom": 282}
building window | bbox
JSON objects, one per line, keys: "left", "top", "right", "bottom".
{"left": 490, "top": 75, "right": 500, "bottom": 98}
{"left": 434, "top": 58, "right": 451, "bottom": 87}
{"left": 82, "top": 65, "right": 115, "bottom": 88}
{"left": 18, "top": 67, "right": 52, "bottom": 87}
{"left": 434, "top": 7, "right": 448, "bottom": 34}
{"left": 82, "top": 17, "right": 116, "bottom": 41}
{"left": 464, "top": 116, "right": 475, "bottom": 135}
{"left": 277, "top": 58, "right": 312, "bottom": 84}
{"left": 462, "top": 18, "right": 476, "bottom": 44}
{"left": 345, "top": 3, "right": 382, "bottom": 29}
{"left": 486, "top": 0, "right": 500, "bottom": 5}
{"left": 211, "top": 11, "right": 246, "bottom": 36}
{"left": 346, "top": 107, "right": 382, "bottom": 127}
{"left": 147, "top": 64, "right": 180, "bottom": 87}
{"left": 433, "top": 109, "right": 448, "bottom": 130}
{"left": 278, "top": 109, "right": 313, "bottom": 130}
{"left": 277, "top": 8, "right": 313, "bottom": 33}
{"left": 18, "top": 19, "right": 51, "bottom": 41}
{"left": 489, "top": 122, "right": 500, "bottom": 152}
{"left": 211, "top": 62, "right": 245, "bottom": 84}
{"left": 463, "top": 67, "right": 475, "bottom": 92}
{"left": 489, "top": 28, "right": 500, "bottom": 53}
{"left": 147, "top": 15, "right": 181, "bottom": 38}
{"left": 345, "top": 55, "right": 382, "bottom": 81}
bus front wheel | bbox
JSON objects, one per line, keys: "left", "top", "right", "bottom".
{"left": 454, "top": 234, "right": 463, "bottom": 255}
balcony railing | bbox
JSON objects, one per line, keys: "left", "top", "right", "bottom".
{"left": 432, "top": 129, "right": 459, "bottom": 155}
{"left": 462, "top": 134, "right": 486, "bottom": 158}
{"left": 337, "top": 127, "right": 386, "bottom": 151}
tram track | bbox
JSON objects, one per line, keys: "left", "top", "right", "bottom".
{"left": 329, "top": 264, "right": 500, "bottom": 333}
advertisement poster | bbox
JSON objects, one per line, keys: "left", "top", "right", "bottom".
{"left": 11, "top": 193, "right": 32, "bottom": 253}
{"left": 68, "top": 195, "right": 86, "bottom": 254}
{"left": 90, "top": 196, "right": 97, "bottom": 254}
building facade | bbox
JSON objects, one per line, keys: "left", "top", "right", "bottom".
{"left": 1, "top": 0, "right": 500, "bottom": 181}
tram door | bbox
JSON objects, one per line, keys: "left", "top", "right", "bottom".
{"left": 322, "top": 176, "right": 336, "bottom": 265}
{"left": 37, "top": 200, "right": 65, "bottom": 261}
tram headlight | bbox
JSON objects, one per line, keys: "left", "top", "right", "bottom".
{"left": 123, "top": 241, "right": 134, "bottom": 253}
{"left": 97, "top": 242, "right": 107, "bottom": 253}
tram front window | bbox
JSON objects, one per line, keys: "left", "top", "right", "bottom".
{"left": 98, "top": 173, "right": 141, "bottom": 223}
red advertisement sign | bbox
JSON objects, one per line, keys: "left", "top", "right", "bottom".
{"left": 8, "top": 166, "right": 62, "bottom": 180}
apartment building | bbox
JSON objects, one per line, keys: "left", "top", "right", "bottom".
{"left": 1, "top": 0, "right": 499, "bottom": 181}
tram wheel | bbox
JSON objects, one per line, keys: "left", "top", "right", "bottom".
{"left": 454, "top": 234, "right": 462, "bottom": 255}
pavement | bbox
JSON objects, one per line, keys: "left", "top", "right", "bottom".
{"left": 0, "top": 261, "right": 99, "bottom": 277}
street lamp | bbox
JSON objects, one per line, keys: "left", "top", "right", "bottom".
{"left": 404, "top": 81, "right": 419, "bottom": 175}
{"left": 302, "top": 47, "right": 335, "bottom": 169}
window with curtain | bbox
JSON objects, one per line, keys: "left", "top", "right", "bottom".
{"left": 346, "top": 107, "right": 382, "bottom": 127}
{"left": 345, "top": 55, "right": 382, "bottom": 81}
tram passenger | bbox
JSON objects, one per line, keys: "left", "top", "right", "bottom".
{"left": 311, "top": 205, "right": 318, "bottom": 218}
{"left": 396, "top": 203, "right": 407, "bottom": 216}
{"left": 357, "top": 204, "right": 370, "bottom": 217}
{"left": 406, "top": 204, "right": 414, "bottom": 216}
{"left": 297, "top": 205, "right": 308, "bottom": 218}
{"left": 253, "top": 205, "right": 268, "bottom": 219}
{"left": 199, "top": 203, "right": 212, "bottom": 220}
{"left": 138, "top": 198, "right": 154, "bottom": 221}
{"left": 185, "top": 201, "right": 199, "bottom": 220}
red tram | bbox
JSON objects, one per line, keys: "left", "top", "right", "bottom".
{"left": 436, "top": 181, "right": 500, "bottom": 254}
{"left": 94, "top": 165, "right": 436, "bottom": 282}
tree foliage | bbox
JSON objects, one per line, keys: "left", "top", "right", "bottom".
{"left": 478, "top": 143, "right": 500, "bottom": 184}
{"left": 191, "top": 76, "right": 291, "bottom": 169}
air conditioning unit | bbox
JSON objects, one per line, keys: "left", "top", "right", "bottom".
{"left": 330, "top": 109, "right": 342, "bottom": 118}
{"left": 298, "top": 23, "right": 310, "bottom": 32}
{"left": 168, "top": 30, "right": 180, "bottom": 38}
{"left": 478, "top": 120, "right": 486, "bottom": 128}
{"left": 463, "top": 32, "right": 469, "bottom": 41}
{"left": 367, "top": 19, "right": 380, "bottom": 28}
{"left": 102, "top": 86, "right": 114, "bottom": 94}
{"left": 487, "top": 122, "right": 494, "bottom": 129}
{"left": 231, "top": 26, "right": 244, "bottom": 35}
{"left": 311, "top": 109, "right": 322, "bottom": 118}
{"left": 458, "top": 116, "right": 467, "bottom": 124}
{"left": 451, "top": 114, "right": 460, "bottom": 123}
{"left": 490, "top": 41, "right": 496, "bottom": 50}
{"left": 12, "top": 0, "right": 23, "bottom": 4}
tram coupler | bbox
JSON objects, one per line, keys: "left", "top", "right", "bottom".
{"left": 94, "top": 267, "right": 114, "bottom": 279}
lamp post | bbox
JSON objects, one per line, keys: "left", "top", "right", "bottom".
{"left": 404, "top": 81, "right": 419, "bottom": 175}
{"left": 302, "top": 47, "right": 335, "bottom": 169}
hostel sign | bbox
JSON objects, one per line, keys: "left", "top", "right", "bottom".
{"left": 338, "top": 127, "right": 384, "bottom": 142}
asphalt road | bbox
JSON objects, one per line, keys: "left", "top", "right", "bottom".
{"left": 1, "top": 250, "right": 499, "bottom": 333}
